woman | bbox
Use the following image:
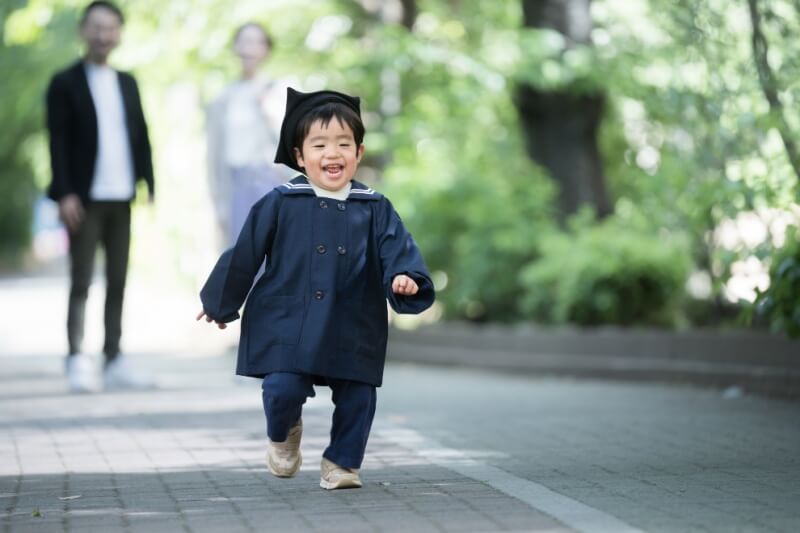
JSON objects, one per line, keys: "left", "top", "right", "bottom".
{"left": 206, "top": 22, "right": 291, "bottom": 246}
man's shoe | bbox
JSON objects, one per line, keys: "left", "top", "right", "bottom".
{"left": 266, "top": 419, "right": 303, "bottom": 478}
{"left": 320, "top": 457, "right": 362, "bottom": 490}
{"left": 103, "top": 355, "right": 157, "bottom": 390}
{"left": 66, "top": 354, "right": 97, "bottom": 393}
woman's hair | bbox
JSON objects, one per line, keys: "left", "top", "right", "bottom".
{"left": 293, "top": 103, "right": 365, "bottom": 159}
{"left": 233, "top": 22, "right": 273, "bottom": 50}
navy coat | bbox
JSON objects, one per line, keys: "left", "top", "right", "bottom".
{"left": 200, "top": 176, "right": 434, "bottom": 386}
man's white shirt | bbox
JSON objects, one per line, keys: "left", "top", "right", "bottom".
{"left": 85, "top": 62, "right": 135, "bottom": 201}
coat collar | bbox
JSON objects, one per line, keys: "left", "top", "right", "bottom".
{"left": 279, "top": 175, "right": 382, "bottom": 201}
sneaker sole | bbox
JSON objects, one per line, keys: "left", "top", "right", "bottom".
{"left": 319, "top": 477, "right": 363, "bottom": 490}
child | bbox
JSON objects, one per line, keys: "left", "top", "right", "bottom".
{"left": 197, "top": 88, "right": 434, "bottom": 490}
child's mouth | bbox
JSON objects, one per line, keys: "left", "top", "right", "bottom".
{"left": 324, "top": 165, "right": 344, "bottom": 179}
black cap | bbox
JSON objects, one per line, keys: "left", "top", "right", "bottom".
{"left": 274, "top": 87, "right": 362, "bottom": 173}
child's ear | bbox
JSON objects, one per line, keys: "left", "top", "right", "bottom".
{"left": 356, "top": 144, "right": 365, "bottom": 163}
{"left": 293, "top": 147, "right": 305, "bottom": 168}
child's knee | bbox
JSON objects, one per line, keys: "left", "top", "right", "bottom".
{"left": 262, "top": 372, "right": 313, "bottom": 406}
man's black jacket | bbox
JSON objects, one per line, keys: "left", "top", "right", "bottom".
{"left": 46, "top": 60, "right": 154, "bottom": 203}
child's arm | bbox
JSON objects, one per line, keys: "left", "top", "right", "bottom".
{"left": 377, "top": 199, "right": 435, "bottom": 314}
{"left": 198, "top": 191, "right": 281, "bottom": 325}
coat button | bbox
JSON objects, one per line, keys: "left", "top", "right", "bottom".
{"left": 314, "top": 290, "right": 325, "bottom": 300}
{"left": 316, "top": 244, "right": 327, "bottom": 254}
{"left": 319, "top": 200, "right": 328, "bottom": 208}
{"left": 337, "top": 202, "right": 346, "bottom": 211}
{"left": 337, "top": 246, "right": 346, "bottom": 255}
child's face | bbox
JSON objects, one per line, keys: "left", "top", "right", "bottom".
{"left": 295, "top": 118, "right": 364, "bottom": 192}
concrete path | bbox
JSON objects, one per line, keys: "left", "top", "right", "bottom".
{"left": 1, "top": 273, "right": 799, "bottom": 532}
{"left": 3, "top": 353, "right": 799, "bottom": 532}
{"left": 1, "top": 355, "right": 567, "bottom": 533}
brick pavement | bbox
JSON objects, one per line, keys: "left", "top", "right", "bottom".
{"left": 3, "top": 353, "right": 800, "bottom": 532}
{"left": 0, "top": 354, "right": 569, "bottom": 533}
{"left": 378, "top": 366, "right": 800, "bottom": 533}
{"left": 2, "top": 274, "right": 799, "bottom": 532}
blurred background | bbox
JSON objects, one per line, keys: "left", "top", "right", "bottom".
{"left": 1, "top": 0, "right": 799, "bottom": 341}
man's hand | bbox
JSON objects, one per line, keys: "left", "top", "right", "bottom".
{"left": 196, "top": 309, "right": 227, "bottom": 329}
{"left": 58, "top": 194, "right": 84, "bottom": 233}
{"left": 392, "top": 274, "right": 419, "bottom": 296}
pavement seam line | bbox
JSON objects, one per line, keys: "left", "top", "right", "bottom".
{"left": 376, "top": 425, "right": 645, "bottom": 533}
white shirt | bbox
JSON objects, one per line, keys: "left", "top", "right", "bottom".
{"left": 309, "top": 181, "right": 351, "bottom": 201}
{"left": 85, "top": 63, "right": 135, "bottom": 200}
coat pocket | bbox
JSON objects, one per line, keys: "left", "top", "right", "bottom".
{"left": 336, "top": 297, "right": 386, "bottom": 358}
{"left": 249, "top": 294, "right": 303, "bottom": 347}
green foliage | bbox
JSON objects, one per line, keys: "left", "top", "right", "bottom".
{"left": 595, "top": 0, "right": 799, "bottom": 312}
{"left": 751, "top": 227, "right": 800, "bottom": 337}
{"left": 0, "top": 4, "right": 77, "bottom": 261}
{"left": 0, "top": 153, "right": 36, "bottom": 261}
{"left": 519, "top": 212, "right": 691, "bottom": 326}
{"left": 404, "top": 163, "right": 555, "bottom": 322}
{"left": 2, "top": 0, "right": 798, "bottom": 330}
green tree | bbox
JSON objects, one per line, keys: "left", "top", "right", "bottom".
{"left": 516, "top": 0, "right": 612, "bottom": 220}
{"left": 3, "top": 0, "right": 797, "bottom": 330}
{"left": 0, "top": 2, "right": 78, "bottom": 263}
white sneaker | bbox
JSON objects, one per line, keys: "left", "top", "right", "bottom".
{"left": 66, "top": 354, "right": 98, "bottom": 393}
{"left": 320, "top": 457, "right": 362, "bottom": 490}
{"left": 266, "top": 419, "right": 303, "bottom": 478}
{"left": 103, "top": 355, "right": 157, "bottom": 391}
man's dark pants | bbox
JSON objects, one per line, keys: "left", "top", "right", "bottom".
{"left": 67, "top": 201, "right": 130, "bottom": 362}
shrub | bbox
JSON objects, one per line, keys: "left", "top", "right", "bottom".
{"left": 0, "top": 158, "right": 36, "bottom": 263}
{"left": 406, "top": 170, "right": 556, "bottom": 322}
{"left": 519, "top": 216, "right": 691, "bottom": 326}
{"left": 751, "top": 226, "right": 800, "bottom": 338}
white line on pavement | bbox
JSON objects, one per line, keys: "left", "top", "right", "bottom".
{"left": 376, "top": 426, "right": 644, "bottom": 533}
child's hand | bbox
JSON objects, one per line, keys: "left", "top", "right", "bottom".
{"left": 196, "top": 309, "right": 227, "bottom": 330}
{"left": 392, "top": 274, "right": 419, "bottom": 296}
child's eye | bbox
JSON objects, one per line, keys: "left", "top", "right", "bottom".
{"left": 339, "top": 143, "right": 351, "bottom": 147}
{"left": 313, "top": 145, "right": 325, "bottom": 148}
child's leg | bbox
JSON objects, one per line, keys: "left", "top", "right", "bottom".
{"left": 261, "top": 373, "right": 315, "bottom": 441}
{"left": 324, "top": 380, "right": 376, "bottom": 469}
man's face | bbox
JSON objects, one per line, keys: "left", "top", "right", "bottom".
{"left": 294, "top": 118, "right": 364, "bottom": 192}
{"left": 80, "top": 7, "right": 122, "bottom": 63}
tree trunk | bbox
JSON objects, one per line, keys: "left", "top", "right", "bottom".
{"left": 746, "top": 0, "right": 800, "bottom": 185}
{"left": 516, "top": 0, "right": 612, "bottom": 219}
{"left": 399, "top": 0, "right": 418, "bottom": 30}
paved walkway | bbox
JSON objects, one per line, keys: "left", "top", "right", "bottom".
{"left": 1, "top": 355, "right": 567, "bottom": 533}
{"left": 2, "top": 273, "right": 799, "bottom": 532}
{"left": 4, "top": 353, "right": 800, "bottom": 532}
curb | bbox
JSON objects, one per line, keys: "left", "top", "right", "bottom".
{"left": 386, "top": 323, "right": 800, "bottom": 398}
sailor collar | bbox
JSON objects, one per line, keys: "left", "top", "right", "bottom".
{"left": 279, "top": 175, "right": 381, "bottom": 201}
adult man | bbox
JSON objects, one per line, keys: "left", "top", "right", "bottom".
{"left": 46, "top": 1, "right": 154, "bottom": 392}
